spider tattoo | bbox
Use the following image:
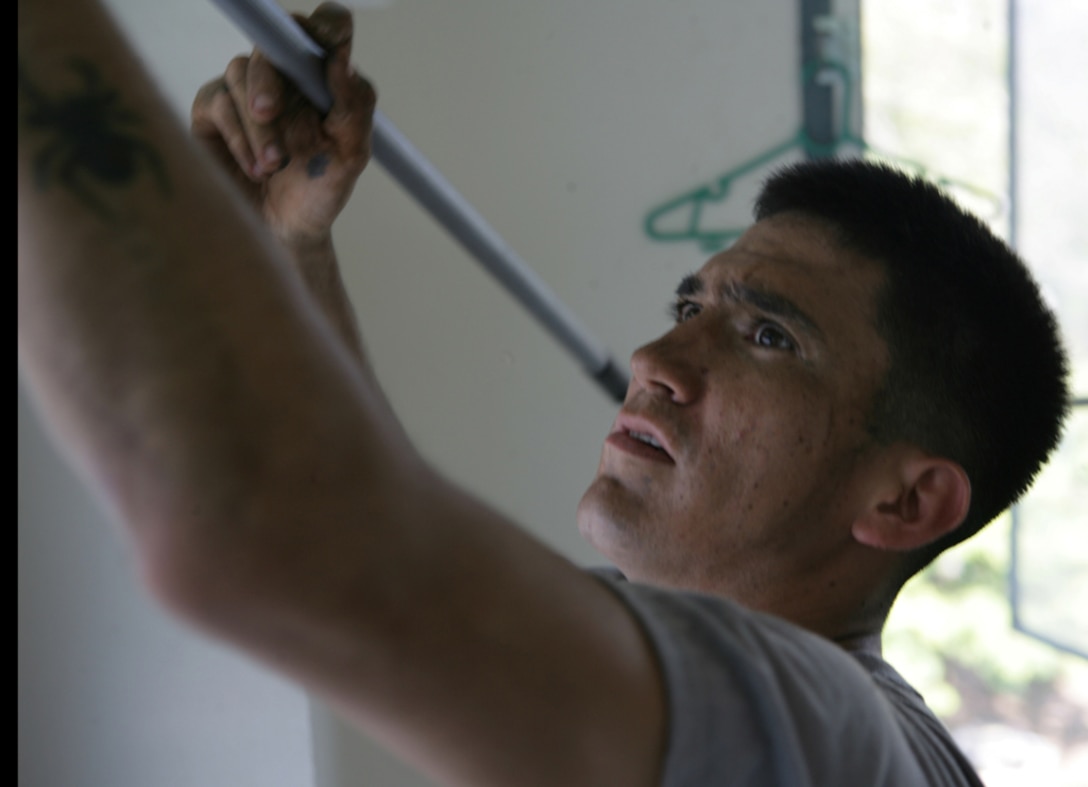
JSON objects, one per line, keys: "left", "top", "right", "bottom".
{"left": 19, "top": 59, "right": 170, "bottom": 220}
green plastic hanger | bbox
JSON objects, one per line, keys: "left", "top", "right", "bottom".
{"left": 643, "top": 60, "right": 1003, "bottom": 254}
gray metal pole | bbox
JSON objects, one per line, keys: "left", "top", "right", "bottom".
{"left": 209, "top": 0, "right": 629, "bottom": 401}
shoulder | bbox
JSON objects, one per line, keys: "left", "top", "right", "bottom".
{"left": 854, "top": 652, "right": 985, "bottom": 787}
{"left": 589, "top": 568, "right": 931, "bottom": 786}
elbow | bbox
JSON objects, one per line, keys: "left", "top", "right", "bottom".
{"left": 135, "top": 508, "right": 257, "bottom": 632}
{"left": 127, "top": 472, "right": 307, "bottom": 634}
{"left": 135, "top": 504, "right": 324, "bottom": 641}
{"left": 132, "top": 459, "right": 420, "bottom": 639}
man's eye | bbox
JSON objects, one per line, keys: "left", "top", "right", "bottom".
{"left": 752, "top": 322, "right": 796, "bottom": 351}
{"left": 672, "top": 301, "right": 701, "bottom": 323}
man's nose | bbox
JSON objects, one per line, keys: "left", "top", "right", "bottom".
{"left": 628, "top": 329, "right": 706, "bottom": 404}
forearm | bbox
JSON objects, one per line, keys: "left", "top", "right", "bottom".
{"left": 282, "top": 234, "right": 366, "bottom": 364}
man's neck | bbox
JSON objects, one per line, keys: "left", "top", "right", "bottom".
{"left": 831, "top": 629, "right": 884, "bottom": 656}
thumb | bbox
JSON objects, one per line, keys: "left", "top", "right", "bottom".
{"left": 326, "top": 37, "right": 376, "bottom": 121}
{"left": 303, "top": 2, "right": 354, "bottom": 53}
{"left": 299, "top": 2, "right": 373, "bottom": 121}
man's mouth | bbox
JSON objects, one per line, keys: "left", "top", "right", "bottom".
{"left": 628, "top": 431, "right": 665, "bottom": 451}
{"left": 606, "top": 419, "right": 675, "bottom": 464}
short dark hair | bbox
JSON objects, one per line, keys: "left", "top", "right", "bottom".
{"left": 755, "top": 159, "right": 1069, "bottom": 574}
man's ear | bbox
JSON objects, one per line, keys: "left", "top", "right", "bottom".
{"left": 852, "top": 452, "right": 972, "bottom": 552}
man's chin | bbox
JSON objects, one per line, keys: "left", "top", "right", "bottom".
{"left": 576, "top": 477, "right": 649, "bottom": 566}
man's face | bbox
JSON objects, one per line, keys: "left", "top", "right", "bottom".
{"left": 577, "top": 213, "right": 892, "bottom": 597}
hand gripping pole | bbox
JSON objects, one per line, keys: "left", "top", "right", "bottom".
{"left": 209, "top": 0, "right": 629, "bottom": 401}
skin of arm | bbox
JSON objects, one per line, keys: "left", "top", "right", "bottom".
{"left": 17, "top": 2, "right": 665, "bottom": 785}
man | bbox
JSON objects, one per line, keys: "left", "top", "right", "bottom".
{"left": 18, "top": 2, "right": 1069, "bottom": 785}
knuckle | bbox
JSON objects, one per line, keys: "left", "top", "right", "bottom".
{"left": 225, "top": 56, "right": 249, "bottom": 86}
{"left": 192, "top": 79, "right": 232, "bottom": 121}
{"left": 357, "top": 76, "right": 377, "bottom": 107}
{"left": 191, "top": 81, "right": 215, "bottom": 115}
{"left": 208, "top": 87, "right": 235, "bottom": 116}
{"left": 247, "top": 50, "right": 270, "bottom": 79}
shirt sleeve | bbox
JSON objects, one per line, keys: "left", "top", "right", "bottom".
{"left": 589, "top": 568, "right": 929, "bottom": 787}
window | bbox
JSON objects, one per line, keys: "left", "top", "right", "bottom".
{"left": 864, "top": 1, "right": 1088, "bottom": 783}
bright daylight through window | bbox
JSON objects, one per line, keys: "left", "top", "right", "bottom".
{"left": 863, "top": 1, "right": 1088, "bottom": 784}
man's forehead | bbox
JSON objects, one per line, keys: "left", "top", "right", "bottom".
{"left": 693, "top": 215, "right": 886, "bottom": 292}
{"left": 739, "top": 212, "right": 844, "bottom": 253}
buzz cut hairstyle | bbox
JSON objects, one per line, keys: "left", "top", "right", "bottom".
{"left": 754, "top": 158, "right": 1070, "bottom": 576}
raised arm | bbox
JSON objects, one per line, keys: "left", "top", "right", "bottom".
{"left": 17, "top": 3, "right": 664, "bottom": 786}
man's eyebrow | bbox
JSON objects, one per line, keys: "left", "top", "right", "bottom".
{"left": 674, "top": 274, "right": 703, "bottom": 298}
{"left": 725, "top": 282, "right": 824, "bottom": 339}
{"left": 672, "top": 274, "right": 824, "bottom": 339}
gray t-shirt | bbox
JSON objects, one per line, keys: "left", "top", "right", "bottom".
{"left": 592, "top": 568, "right": 983, "bottom": 786}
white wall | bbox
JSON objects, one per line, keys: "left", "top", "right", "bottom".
{"left": 19, "top": 1, "right": 853, "bottom": 785}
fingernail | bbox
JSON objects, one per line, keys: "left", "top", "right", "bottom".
{"left": 263, "top": 144, "right": 282, "bottom": 166}
{"left": 253, "top": 94, "right": 274, "bottom": 114}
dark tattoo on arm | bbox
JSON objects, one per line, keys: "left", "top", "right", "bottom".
{"left": 18, "top": 58, "right": 170, "bottom": 221}
{"left": 306, "top": 152, "right": 330, "bottom": 179}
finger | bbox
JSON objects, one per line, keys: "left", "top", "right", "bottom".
{"left": 324, "top": 44, "right": 376, "bottom": 167}
{"left": 214, "top": 91, "right": 264, "bottom": 182}
{"left": 222, "top": 55, "right": 281, "bottom": 177}
{"left": 191, "top": 73, "right": 259, "bottom": 182}
{"left": 299, "top": 4, "right": 375, "bottom": 167}
{"left": 245, "top": 49, "right": 289, "bottom": 173}
{"left": 245, "top": 48, "right": 285, "bottom": 124}
{"left": 288, "top": 6, "right": 353, "bottom": 116}
{"left": 325, "top": 28, "right": 376, "bottom": 117}
{"left": 298, "top": 3, "right": 365, "bottom": 118}
{"left": 223, "top": 56, "right": 267, "bottom": 178}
